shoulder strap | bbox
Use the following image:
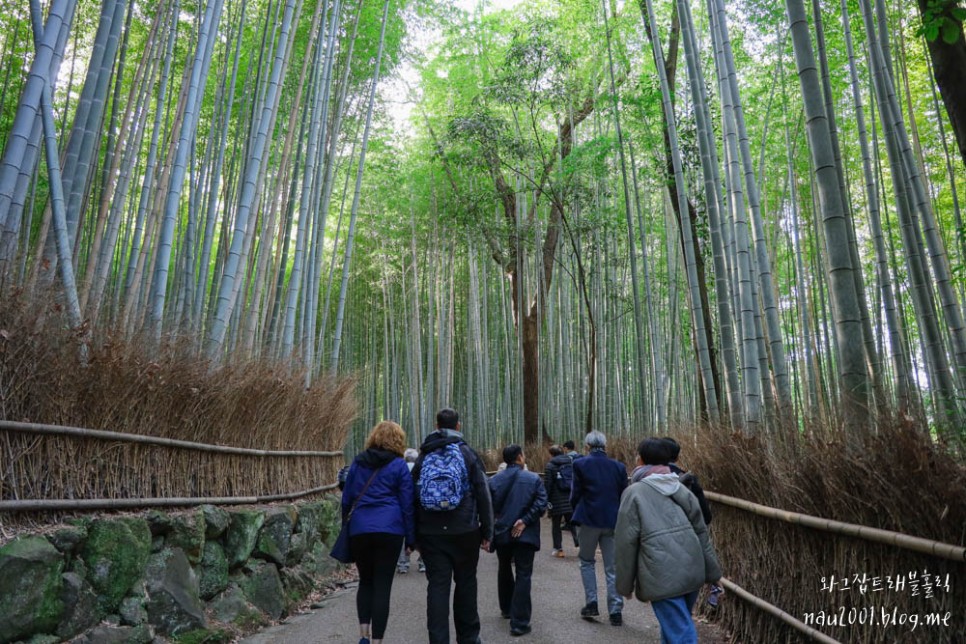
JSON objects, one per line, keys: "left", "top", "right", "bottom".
{"left": 346, "top": 467, "right": 381, "bottom": 521}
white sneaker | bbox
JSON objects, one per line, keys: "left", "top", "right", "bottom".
{"left": 552, "top": 549, "right": 564, "bottom": 557}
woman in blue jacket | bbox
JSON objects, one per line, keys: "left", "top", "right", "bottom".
{"left": 342, "top": 421, "right": 416, "bottom": 644}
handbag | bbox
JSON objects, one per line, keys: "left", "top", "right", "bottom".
{"left": 330, "top": 467, "right": 381, "bottom": 564}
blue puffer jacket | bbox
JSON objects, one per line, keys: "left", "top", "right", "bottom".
{"left": 570, "top": 449, "right": 627, "bottom": 529}
{"left": 342, "top": 448, "right": 416, "bottom": 547}
{"left": 488, "top": 464, "right": 548, "bottom": 550}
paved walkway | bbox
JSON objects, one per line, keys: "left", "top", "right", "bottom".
{"left": 243, "top": 521, "right": 726, "bottom": 643}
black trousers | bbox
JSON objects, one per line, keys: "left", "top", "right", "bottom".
{"left": 550, "top": 512, "right": 577, "bottom": 550}
{"left": 349, "top": 532, "right": 404, "bottom": 639}
{"left": 496, "top": 542, "right": 536, "bottom": 629}
{"left": 419, "top": 531, "right": 482, "bottom": 644}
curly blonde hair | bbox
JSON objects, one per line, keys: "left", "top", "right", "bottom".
{"left": 365, "top": 420, "right": 407, "bottom": 456}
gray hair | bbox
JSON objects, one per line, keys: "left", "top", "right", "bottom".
{"left": 404, "top": 448, "right": 419, "bottom": 462}
{"left": 584, "top": 430, "right": 607, "bottom": 449}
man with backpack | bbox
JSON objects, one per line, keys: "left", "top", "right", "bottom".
{"left": 544, "top": 444, "right": 578, "bottom": 557}
{"left": 412, "top": 408, "right": 494, "bottom": 644}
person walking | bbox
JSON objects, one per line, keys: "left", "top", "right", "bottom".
{"left": 563, "top": 440, "right": 582, "bottom": 461}
{"left": 662, "top": 437, "right": 723, "bottom": 606}
{"left": 544, "top": 445, "right": 577, "bottom": 557}
{"left": 341, "top": 421, "right": 416, "bottom": 644}
{"left": 398, "top": 448, "right": 424, "bottom": 574}
{"left": 412, "top": 408, "right": 494, "bottom": 644}
{"left": 616, "top": 438, "right": 722, "bottom": 643}
{"left": 489, "top": 444, "right": 548, "bottom": 637}
{"left": 662, "top": 437, "right": 712, "bottom": 525}
{"left": 570, "top": 430, "right": 628, "bottom": 626}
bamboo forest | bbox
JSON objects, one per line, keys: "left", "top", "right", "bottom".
{"left": 2, "top": 0, "right": 965, "bottom": 450}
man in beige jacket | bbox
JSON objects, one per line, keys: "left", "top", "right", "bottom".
{"left": 615, "top": 438, "right": 722, "bottom": 643}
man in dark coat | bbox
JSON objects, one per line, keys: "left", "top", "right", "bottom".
{"left": 544, "top": 444, "right": 577, "bottom": 557}
{"left": 563, "top": 440, "right": 582, "bottom": 461}
{"left": 412, "top": 408, "right": 494, "bottom": 644}
{"left": 662, "top": 437, "right": 712, "bottom": 525}
{"left": 489, "top": 444, "right": 548, "bottom": 637}
{"left": 571, "top": 430, "right": 628, "bottom": 626}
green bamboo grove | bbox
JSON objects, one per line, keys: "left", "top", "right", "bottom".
{"left": 1, "top": 0, "right": 964, "bottom": 450}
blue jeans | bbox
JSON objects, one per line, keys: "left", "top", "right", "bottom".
{"left": 651, "top": 591, "right": 699, "bottom": 644}
{"left": 577, "top": 525, "right": 623, "bottom": 615}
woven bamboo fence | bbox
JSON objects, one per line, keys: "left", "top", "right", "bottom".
{"left": 659, "top": 421, "right": 966, "bottom": 644}
{"left": 0, "top": 420, "right": 344, "bottom": 529}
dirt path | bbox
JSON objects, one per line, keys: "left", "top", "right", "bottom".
{"left": 242, "top": 521, "right": 726, "bottom": 643}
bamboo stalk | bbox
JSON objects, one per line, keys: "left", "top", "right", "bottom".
{"left": 718, "top": 577, "right": 843, "bottom": 644}
{"left": 0, "top": 483, "right": 339, "bottom": 512}
{"left": 0, "top": 420, "right": 343, "bottom": 457}
{"left": 706, "top": 491, "right": 966, "bottom": 562}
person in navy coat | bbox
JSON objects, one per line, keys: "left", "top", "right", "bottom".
{"left": 342, "top": 421, "right": 416, "bottom": 644}
{"left": 488, "top": 444, "right": 548, "bottom": 636}
{"left": 570, "top": 430, "right": 628, "bottom": 626}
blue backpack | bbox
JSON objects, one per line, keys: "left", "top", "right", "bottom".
{"left": 418, "top": 443, "right": 469, "bottom": 511}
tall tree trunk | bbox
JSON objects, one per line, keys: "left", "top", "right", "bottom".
{"left": 784, "top": 0, "right": 870, "bottom": 429}
{"left": 30, "top": 0, "right": 85, "bottom": 362}
{"left": 601, "top": 0, "right": 652, "bottom": 426}
{"left": 710, "top": 0, "right": 793, "bottom": 424}
{"left": 641, "top": 0, "right": 720, "bottom": 423}
{"left": 840, "top": 0, "right": 912, "bottom": 412}
{"left": 148, "top": 0, "right": 225, "bottom": 340}
{"left": 0, "top": 0, "right": 76, "bottom": 233}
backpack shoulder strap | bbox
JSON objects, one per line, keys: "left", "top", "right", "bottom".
{"left": 346, "top": 467, "right": 381, "bottom": 521}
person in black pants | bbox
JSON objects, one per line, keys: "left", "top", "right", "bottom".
{"left": 544, "top": 444, "right": 577, "bottom": 556}
{"left": 489, "top": 444, "right": 548, "bottom": 637}
{"left": 342, "top": 421, "right": 416, "bottom": 644}
{"left": 412, "top": 408, "right": 494, "bottom": 644}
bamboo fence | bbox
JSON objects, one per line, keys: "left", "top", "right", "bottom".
{"left": 0, "top": 420, "right": 344, "bottom": 521}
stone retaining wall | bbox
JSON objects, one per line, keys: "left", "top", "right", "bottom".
{"left": 0, "top": 497, "right": 343, "bottom": 643}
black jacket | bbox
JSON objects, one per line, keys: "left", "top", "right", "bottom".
{"left": 544, "top": 454, "right": 574, "bottom": 516}
{"left": 412, "top": 429, "right": 494, "bottom": 541}
{"left": 488, "top": 464, "right": 547, "bottom": 550}
{"left": 669, "top": 462, "right": 712, "bottom": 525}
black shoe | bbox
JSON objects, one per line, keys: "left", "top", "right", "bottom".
{"left": 510, "top": 625, "right": 532, "bottom": 636}
{"left": 580, "top": 601, "right": 599, "bottom": 620}
{"left": 609, "top": 612, "right": 622, "bottom": 626}
{"left": 501, "top": 611, "right": 511, "bottom": 619}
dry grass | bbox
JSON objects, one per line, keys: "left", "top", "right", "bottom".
{"left": 0, "top": 291, "right": 356, "bottom": 529}
{"left": 674, "top": 422, "right": 965, "bottom": 643}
